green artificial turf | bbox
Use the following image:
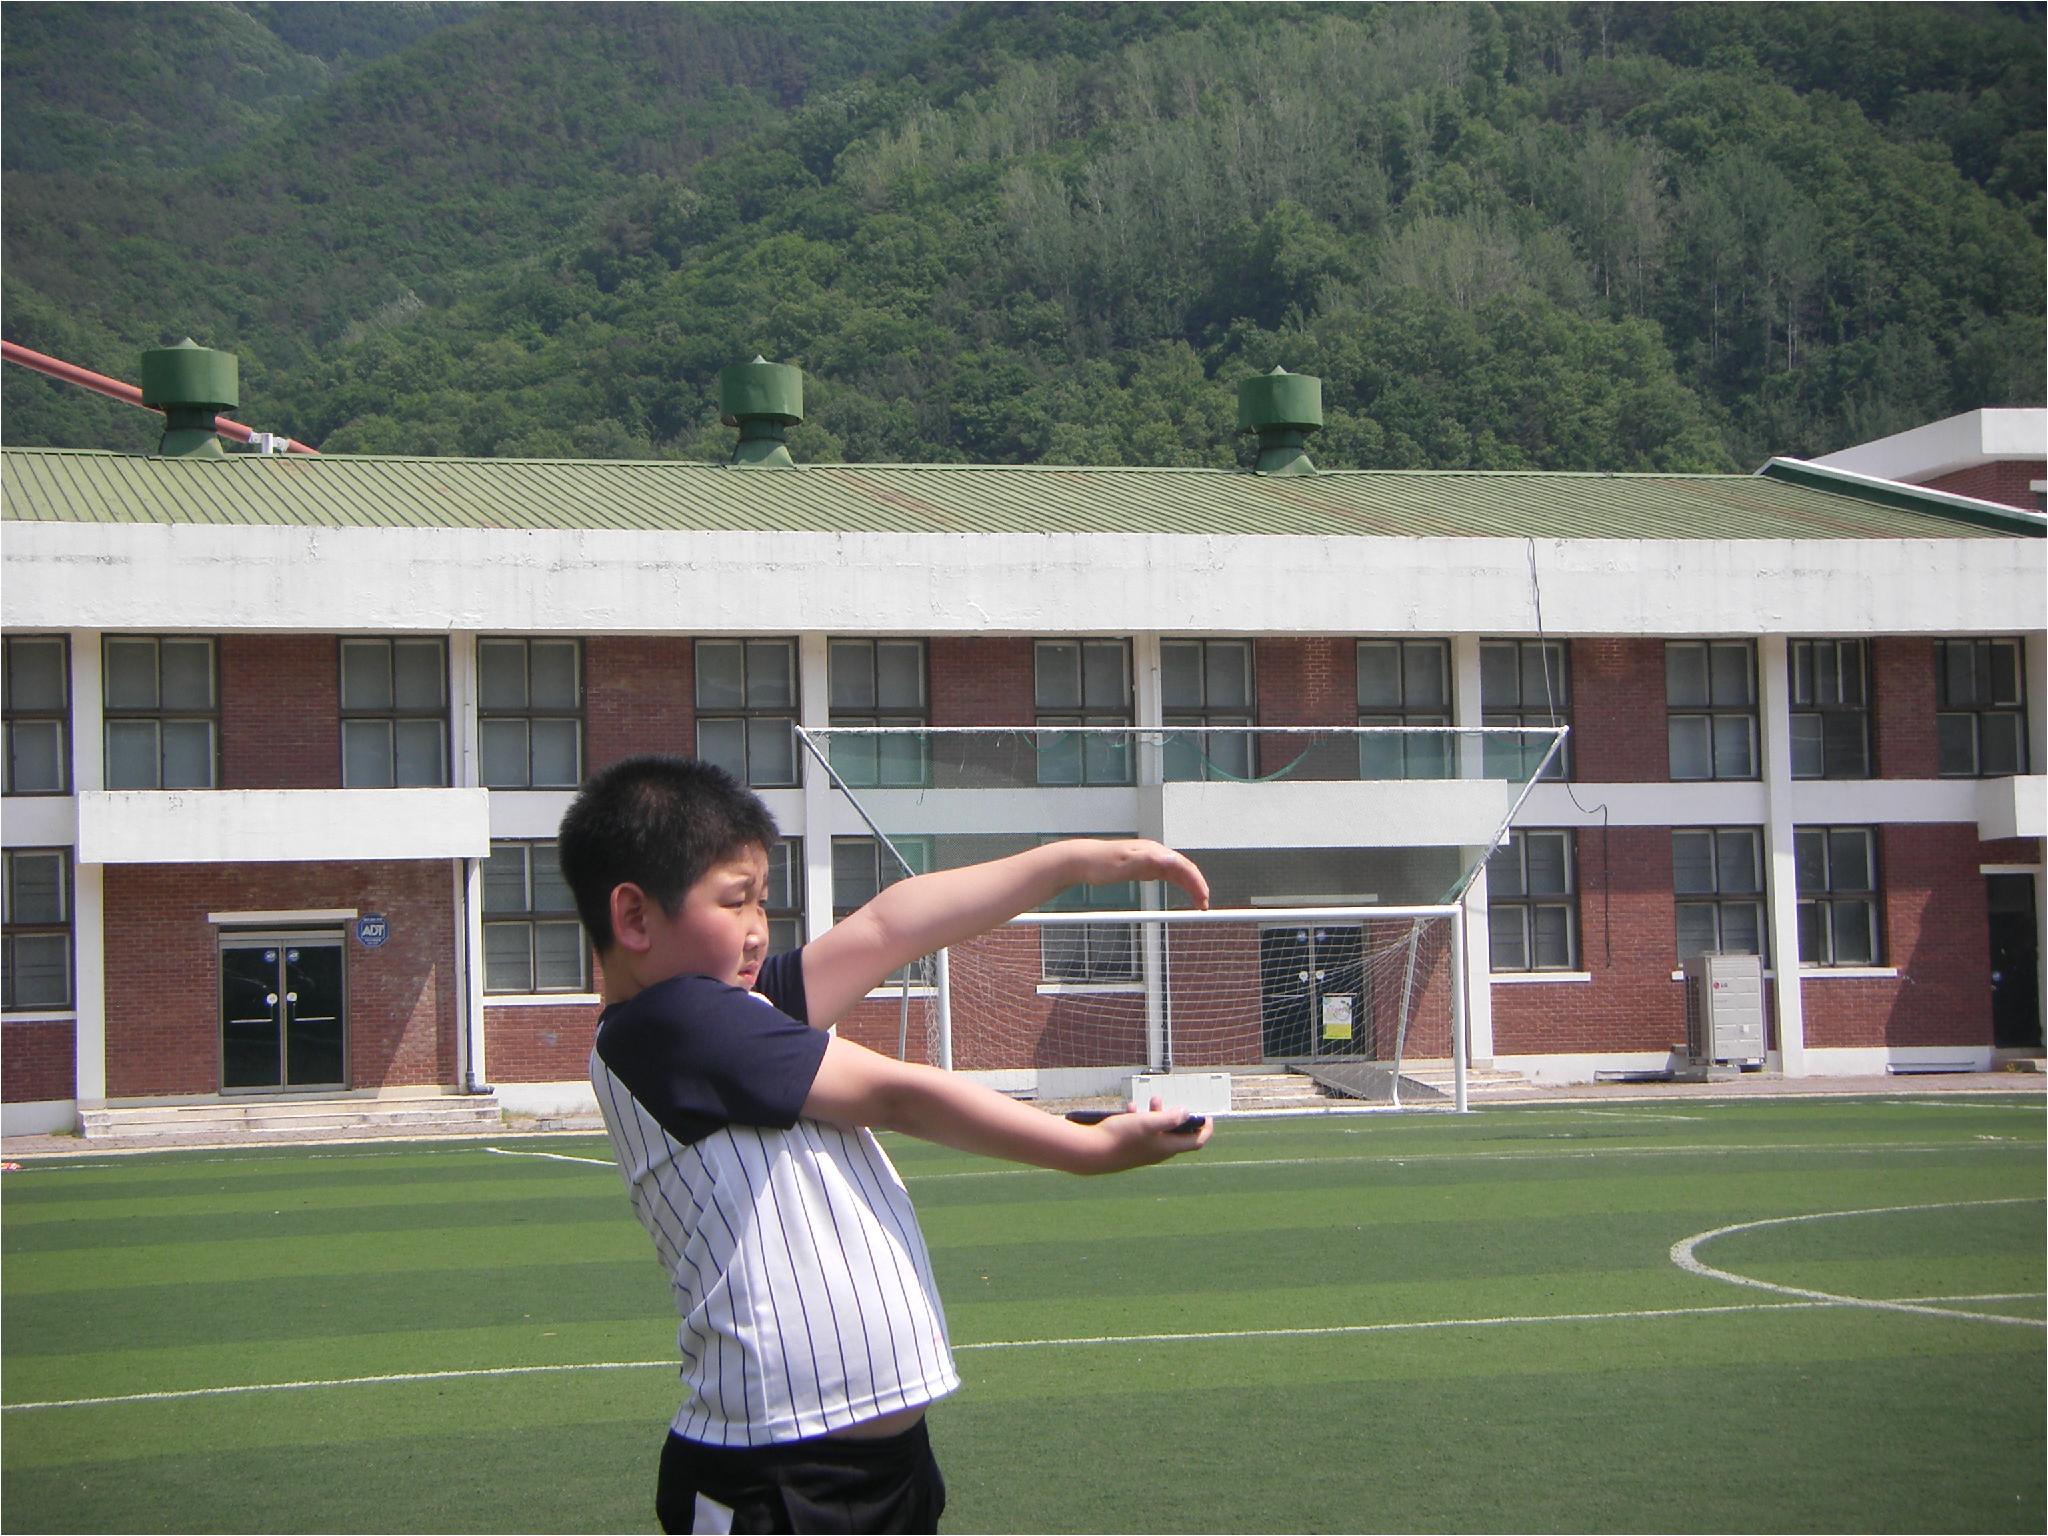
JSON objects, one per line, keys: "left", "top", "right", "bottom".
{"left": 4, "top": 1097, "right": 2042, "bottom": 1533}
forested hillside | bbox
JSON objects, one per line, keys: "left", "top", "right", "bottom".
{"left": 3, "top": 2, "right": 2040, "bottom": 470}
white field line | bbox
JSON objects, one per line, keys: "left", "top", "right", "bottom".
{"left": 1879, "top": 1099, "right": 2047, "bottom": 1112}
{"left": 482, "top": 1146, "right": 614, "bottom": 1167}
{"left": 906, "top": 1139, "right": 2042, "bottom": 1181}
{"left": 1553, "top": 1108, "right": 1705, "bottom": 1124}
{"left": 0, "top": 1295, "right": 1954, "bottom": 1414}
{"left": 1670, "top": 1198, "right": 2047, "bottom": 1330}
{"left": 16, "top": 1285, "right": 2046, "bottom": 1416}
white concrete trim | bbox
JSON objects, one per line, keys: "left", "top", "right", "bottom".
{"left": 1808, "top": 408, "right": 2048, "bottom": 481}
{"left": 1981, "top": 863, "right": 2045, "bottom": 876}
{"left": 78, "top": 788, "right": 490, "bottom": 864}
{"left": 8, "top": 522, "right": 2042, "bottom": 638}
{"left": 1, "top": 1099, "right": 77, "bottom": 1137}
{"left": 1759, "top": 635, "right": 1806, "bottom": 1076}
{"left": 1034, "top": 982, "right": 1146, "bottom": 997}
{"left": 1, "top": 1011, "right": 78, "bottom": 1024}
{"left": 1803, "top": 1046, "right": 1996, "bottom": 1074}
{"left": 208, "top": 909, "right": 358, "bottom": 926}
{"left": 1799, "top": 967, "right": 1902, "bottom": 980}
{"left": 491, "top": 1080, "right": 600, "bottom": 1120}
{"left": 71, "top": 860, "right": 105, "bottom": 1106}
{"left": 484, "top": 992, "right": 600, "bottom": 1008}
{"left": 0, "top": 797, "right": 75, "bottom": 847}
{"left": 1492, "top": 1051, "right": 1684, "bottom": 1085}
{"left": 1490, "top": 971, "right": 1593, "bottom": 985}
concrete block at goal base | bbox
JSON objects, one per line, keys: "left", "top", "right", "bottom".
{"left": 1126, "top": 1073, "right": 1233, "bottom": 1116}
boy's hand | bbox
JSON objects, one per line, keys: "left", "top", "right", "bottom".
{"left": 1064, "top": 839, "right": 1210, "bottom": 910}
{"left": 1075, "top": 1095, "right": 1214, "bottom": 1173}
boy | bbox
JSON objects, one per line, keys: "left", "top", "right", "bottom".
{"left": 557, "top": 755, "right": 1214, "bottom": 1535}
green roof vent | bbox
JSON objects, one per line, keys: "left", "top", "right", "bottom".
{"left": 139, "top": 338, "right": 238, "bottom": 458}
{"left": 1238, "top": 366, "right": 1322, "bottom": 476}
{"left": 719, "top": 357, "right": 803, "bottom": 468}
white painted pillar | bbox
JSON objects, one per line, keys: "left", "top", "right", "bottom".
{"left": 1451, "top": 634, "right": 1495, "bottom": 1065}
{"left": 450, "top": 634, "right": 487, "bottom": 1089}
{"left": 1757, "top": 635, "right": 1807, "bottom": 1075}
{"left": 70, "top": 630, "right": 107, "bottom": 1108}
{"left": 1131, "top": 634, "right": 1166, "bottom": 1069}
{"left": 797, "top": 634, "right": 837, "bottom": 950}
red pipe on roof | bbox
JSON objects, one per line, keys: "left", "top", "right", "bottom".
{"left": 1, "top": 339, "right": 320, "bottom": 455}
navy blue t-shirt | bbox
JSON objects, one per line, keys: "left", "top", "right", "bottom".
{"left": 592, "top": 951, "right": 829, "bottom": 1147}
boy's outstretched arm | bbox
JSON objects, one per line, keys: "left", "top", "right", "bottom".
{"left": 798, "top": 838, "right": 1208, "bottom": 1030}
{"left": 801, "top": 1033, "right": 1212, "bottom": 1173}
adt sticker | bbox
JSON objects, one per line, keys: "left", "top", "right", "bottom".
{"left": 356, "top": 914, "right": 389, "bottom": 949}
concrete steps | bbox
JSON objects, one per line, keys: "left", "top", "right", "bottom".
{"left": 78, "top": 1093, "right": 502, "bottom": 1143}
{"left": 1229, "top": 1062, "right": 1536, "bottom": 1112}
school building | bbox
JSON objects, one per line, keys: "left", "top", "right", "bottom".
{"left": 2, "top": 352, "right": 2043, "bottom": 1137}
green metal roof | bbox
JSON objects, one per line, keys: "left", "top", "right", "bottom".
{"left": 2, "top": 448, "right": 2035, "bottom": 540}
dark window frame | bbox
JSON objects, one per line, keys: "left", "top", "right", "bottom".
{"left": 697, "top": 638, "right": 800, "bottom": 789}
{"left": 1487, "top": 829, "right": 1579, "bottom": 972}
{"left": 339, "top": 637, "right": 451, "bottom": 788}
{"left": 1480, "top": 639, "right": 1571, "bottom": 782}
{"left": 1794, "top": 826, "right": 1881, "bottom": 967}
{"left": 1672, "top": 826, "right": 1767, "bottom": 964}
{"left": 1666, "top": 641, "right": 1759, "bottom": 782}
{"left": 1357, "top": 639, "right": 1453, "bottom": 780}
{"left": 1935, "top": 638, "right": 2028, "bottom": 778}
{"left": 1162, "top": 638, "right": 1256, "bottom": 783}
{"left": 3, "top": 634, "right": 70, "bottom": 796}
{"left": 827, "top": 638, "right": 929, "bottom": 788}
{"left": 481, "top": 838, "right": 590, "bottom": 995}
{"left": 477, "top": 637, "right": 584, "bottom": 789}
{"left": 2, "top": 846, "right": 74, "bottom": 1012}
{"left": 1034, "top": 639, "right": 1134, "bottom": 786}
{"left": 102, "top": 634, "right": 220, "bottom": 790}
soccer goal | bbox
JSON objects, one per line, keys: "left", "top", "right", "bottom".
{"left": 794, "top": 723, "right": 1563, "bottom": 1113}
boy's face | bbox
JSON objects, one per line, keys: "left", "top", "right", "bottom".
{"left": 642, "top": 842, "right": 772, "bottom": 990}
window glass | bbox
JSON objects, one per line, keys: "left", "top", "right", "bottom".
{"left": 696, "top": 641, "right": 746, "bottom": 709}
{"left": 1161, "top": 643, "right": 1203, "bottom": 708}
{"left": 344, "top": 721, "right": 393, "bottom": 787}
{"left": 1665, "top": 644, "right": 1709, "bottom": 708}
{"left": 394, "top": 642, "right": 445, "bottom": 709}
{"left": 478, "top": 641, "right": 528, "bottom": 709}
{"left": 1081, "top": 641, "right": 1128, "bottom": 708}
{"left": 1672, "top": 832, "right": 1715, "bottom": 895}
{"left": 829, "top": 641, "right": 874, "bottom": 709}
{"left": 342, "top": 641, "right": 392, "bottom": 710}
{"left": 161, "top": 722, "right": 214, "bottom": 789}
{"left": 104, "top": 639, "right": 159, "bottom": 709}
{"left": 7, "top": 640, "right": 64, "bottom": 710}
{"left": 876, "top": 641, "right": 923, "bottom": 708}
{"left": 1356, "top": 644, "right": 1402, "bottom": 708}
{"left": 9, "top": 723, "right": 62, "bottom": 794}
{"left": 480, "top": 720, "right": 529, "bottom": 786}
{"left": 1035, "top": 642, "right": 1081, "bottom": 709}
{"left": 1708, "top": 642, "right": 1751, "bottom": 705}
{"left": 530, "top": 641, "right": 580, "bottom": 709}
{"left": 745, "top": 640, "right": 794, "bottom": 708}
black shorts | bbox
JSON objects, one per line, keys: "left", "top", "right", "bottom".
{"left": 655, "top": 1420, "right": 946, "bottom": 1535}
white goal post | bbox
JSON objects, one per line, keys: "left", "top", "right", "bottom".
{"left": 792, "top": 722, "right": 1565, "bottom": 1114}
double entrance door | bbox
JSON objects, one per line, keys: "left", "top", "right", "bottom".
{"left": 220, "top": 935, "right": 347, "bottom": 1092}
{"left": 1260, "top": 925, "right": 1370, "bottom": 1061}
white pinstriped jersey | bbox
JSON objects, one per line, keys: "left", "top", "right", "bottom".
{"left": 591, "top": 952, "right": 959, "bottom": 1447}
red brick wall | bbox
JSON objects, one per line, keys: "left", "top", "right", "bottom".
{"left": 1800, "top": 823, "right": 1993, "bottom": 1049}
{"left": 2, "top": 1019, "right": 76, "bottom": 1102}
{"left": 1920, "top": 460, "right": 2046, "bottom": 513}
{"left": 1870, "top": 637, "right": 1938, "bottom": 778}
{"left": 1492, "top": 828, "right": 1695, "bottom": 1055}
{"left": 221, "top": 635, "right": 338, "bottom": 788}
{"left": 101, "top": 861, "right": 456, "bottom": 1098}
{"left": 486, "top": 1002, "right": 603, "bottom": 1083}
{"left": 930, "top": 639, "right": 1034, "bottom": 727}
{"left": 1570, "top": 640, "right": 1668, "bottom": 782}
{"left": 586, "top": 637, "right": 694, "bottom": 771}
{"left": 1256, "top": 639, "right": 1354, "bottom": 780}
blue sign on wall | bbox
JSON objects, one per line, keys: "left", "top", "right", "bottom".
{"left": 356, "top": 913, "right": 390, "bottom": 949}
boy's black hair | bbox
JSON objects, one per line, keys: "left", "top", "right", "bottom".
{"left": 556, "top": 755, "right": 781, "bottom": 953}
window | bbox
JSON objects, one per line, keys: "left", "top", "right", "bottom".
{"left": 1666, "top": 641, "right": 1757, "bottom": 781}
{"left": 1162, "top": 640, "right": 1254, "bottom": 782}
{"left": 1789, "top": 640, "right": 1870, "bottom": 779}
{"left": 1672, "top": 828, "right": 1765, "bottom": 963}
{"left": 698, "top": 639, "right": 797, "bottom": 788}
{"left": 833, "top": 836, "right": 930, "bottom": 983}
{"left": 1795, "top": 827, "right": 1879, "bottom": 967}
{"left": 340, "top": 638, "right": 448, "bottom": 787}
{"left": 1487, "top": 830, "right": 1577, "bottom": 971}
{"left": 1357, "top": 640, "right": 1452, "bottom": 779}
{"left": 482, "top": 840, "right": 588, "bottom": 993}
{"left": 1041, "top": 852, "right": 1139, "bottom": 983}
{"left": 1480, "top": 640, "right": 1569, "bottom": 781}
{"left": 2, "top": 849, "right": 72, "bottom": 1011}
{"left": 3, "top": 636, "right": 69, "bottom": 795}
{"left": 1936, "top": 638, "right": 2028, "bottom": 777}
{"left": 828, "top": 639, "right": 927, "bottom": 787}
{"left": 103, "top": 636, "right": 217, "bottom": 789}
{"left": 478, "top": 639, "right": 582, "bottom": 788}
{"left": 765, "top": 839, "right": 804, "bottom": 957}
{"left": 1035, "top": 640, "right": 1132, "bottom": 785}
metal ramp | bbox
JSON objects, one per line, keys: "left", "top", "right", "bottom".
{"left": 1289, "top": 1061, "right": 1448, "bottom": 1105}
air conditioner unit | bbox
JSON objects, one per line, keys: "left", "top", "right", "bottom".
{"left": 1684, "top": 952, "right": 1766, "bottom": 1067}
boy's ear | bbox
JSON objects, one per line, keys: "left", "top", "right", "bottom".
{"left": 608, "top": 882, "right": 658, "bottom": 954}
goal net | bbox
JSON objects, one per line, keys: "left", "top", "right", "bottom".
{"left": 793, "top": 724, "right": 1561, "bottom": 1111}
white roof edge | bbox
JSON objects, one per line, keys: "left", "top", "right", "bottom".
{"left": 1759, "top": 455, "right": 2048, "bottom": 530}
{"left": 1808, "top": 408, "right": 2048, "bottom": 481}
